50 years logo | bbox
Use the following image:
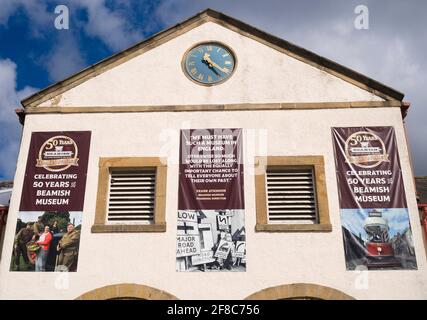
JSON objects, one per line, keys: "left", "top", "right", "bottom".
{"left": 36, "top": 136, "right": 79, "bottom": 172}
{"left": 345, "top": 131, "right": 389, "bottom": 168}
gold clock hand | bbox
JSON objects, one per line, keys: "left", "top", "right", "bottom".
{"left": 203, "top": 53, "right": 230, "bottom": 74}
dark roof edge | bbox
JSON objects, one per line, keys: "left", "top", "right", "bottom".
{"left": 21, "top": 8, "right": 404, "bottom": 108}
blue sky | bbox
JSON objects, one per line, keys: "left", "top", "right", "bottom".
{"left": 0, "top": 0, "right": 165, "bottom": 180}
{"left": 0, "top": 1, "right": 163, "bottom": 91}
{"left": 1, "top": 1, "right": 426, "bottom": 180}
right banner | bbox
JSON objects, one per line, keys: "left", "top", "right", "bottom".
{"left": 332, "top": 127, "right": 417, "bottom": 270}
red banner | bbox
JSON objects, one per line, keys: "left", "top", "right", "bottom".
{"left": 19, "top": 131, "right": 91, "bottom": 212}
{"left": 178, "top": 128, "right": 244, "bottom": 210}
{"left": 176, "top": 128, "right": 246, "bottom": 272}
{"left": 332, "top": 127, "right": 417, "bottom": 270}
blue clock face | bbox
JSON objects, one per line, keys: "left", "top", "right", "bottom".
{"left": 184, "top": 42, "right": 236, "bottom": 85}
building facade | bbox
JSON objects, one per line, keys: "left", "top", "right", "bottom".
{"left": 0, "top": 10, "right": 426, "bottom": 299}
{"left": 415, "top": 176, "right": 427, "bottom": 256}
{"left": 0, "top": 181, "right": 13, "bottom": 261}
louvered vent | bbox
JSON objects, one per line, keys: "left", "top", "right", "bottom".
{"left": 266, "top": 167, "right": 318, "bottom": 224}
{"left": 107, "top": 169, "right": 156, "bottom": 223}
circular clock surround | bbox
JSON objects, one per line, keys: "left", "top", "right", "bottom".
{"left": 182, "top": 42, "right": 237, "bottom": 86}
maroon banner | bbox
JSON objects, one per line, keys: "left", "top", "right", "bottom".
{"left": 332, "top": 127, "right": 406, "bottom": 209}
{"left": 19, "top": 131, "right": 91, "bottom": 212}
{"left": 176, "top": 128, "right": 246, "bottom": 272}
{"left": 178, "top": 128, "right": 244, "bottom": 210}
{"left": 332, "top": 127, "right": 416, "bottom": 270}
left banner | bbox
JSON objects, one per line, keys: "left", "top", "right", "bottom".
{"left": 11, "top": 131, "right": 91, "bottom": 272}
{"left": 176, "top": 128, "right": 246, "bottom": 272}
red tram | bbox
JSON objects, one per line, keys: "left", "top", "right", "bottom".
{"left": 364, "top": 209, "right": 401, "bottom": 268}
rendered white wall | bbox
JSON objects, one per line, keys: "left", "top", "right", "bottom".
{"left": 40, "top": 22, "right": 383, "bottom": 108}
{"left": 0, "top": 107, "right": 425, "bottom": 300}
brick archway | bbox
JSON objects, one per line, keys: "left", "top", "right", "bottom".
{"left": 245, "top": 283, "right": 355, "bottom": 300}
{"left": 75, "top": 283, "right": 178, "bottom": 300}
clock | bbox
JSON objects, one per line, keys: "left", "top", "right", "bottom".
{"left": 183, "top": 42, "right": 236, "bottom": 85}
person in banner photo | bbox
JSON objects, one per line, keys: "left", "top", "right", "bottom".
{"left": 212, "top": 232, "right": 237, "bottom": 270}
{"left": 51, "top": 220, "right": 59, "bottom": 234}
{"left": 13, "top": 223, "right": 34, "bottom": 271}
{"left": 33, "top": 216, "right": 44, "bottom": 240}
{"left": 56, "top": 223, "right": 81, "bottom": 272}
{"left": 35, "top": 225, "right": 53, "bottom": 272}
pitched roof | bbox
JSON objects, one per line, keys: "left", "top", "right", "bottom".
{"left": 21, "top": 8, "right": 404, "bottom": 109}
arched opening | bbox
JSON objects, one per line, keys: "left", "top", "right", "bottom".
{"left": 245, "top": 283, "right": 355, "bottom": 300}
{"left": 75, "top": 283, "right": 178, "bottom": 300}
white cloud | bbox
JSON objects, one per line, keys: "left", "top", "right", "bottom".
{"left": 0, "top": 0, "right": 51, "bottom": 37}
{"left": 76, "top": 0, "right": 143, "bottom": 51}
{"left": 379, "top": 38, "right": 420, "bottom": 88}
{"left": 0, "top": 58, "right": 38, "bottom": 179}
{"left": 2, "top": 0, "right": 149, "bottom": 84}
{"left": 0, "top": 0, "right": 18, "bottom": 25}
{"left": 42, "top": 33, "right": 86, "bottom": 82}
{"left": 0, "top": 0, "right": 143, "bottom": 52}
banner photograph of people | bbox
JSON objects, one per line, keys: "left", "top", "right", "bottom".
{"left": 10, "top": 211, "right": 82, "bottom": 272}
{"left": 176, "top": 209, "right": 246, "bottom": 272}
{"left": 10, "top": 131, "right": 90, "bottom": 273}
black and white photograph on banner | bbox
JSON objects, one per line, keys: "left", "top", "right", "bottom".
{"left": 176, "top": 209, "right": 246, "bottom": 272}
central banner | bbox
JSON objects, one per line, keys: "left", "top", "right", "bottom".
{"left": 176, "top": 128, "right": 246, "bottom": 272}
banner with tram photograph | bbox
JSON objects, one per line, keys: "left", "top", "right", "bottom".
{"left": 176, "top": 128, "right": 246, "bottom": 272}
{"left": 10, "top": 131, "right": 91, "bottom": 272}
{"left": 332, "top": 127, "right": 417, "bottom": 270}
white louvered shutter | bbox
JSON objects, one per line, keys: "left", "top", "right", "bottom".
{"left": 107, "top": 169, "right": 156, "bottom": 223}
{"left": 266, "top": 167, "right": 318, "bottom": 224}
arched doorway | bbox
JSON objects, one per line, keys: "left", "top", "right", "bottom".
{"left": 75, "top": 283, "right": 178, "bottom": 300}
{"left": 245, "top": 283, "right": 355, "bottom": 300}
